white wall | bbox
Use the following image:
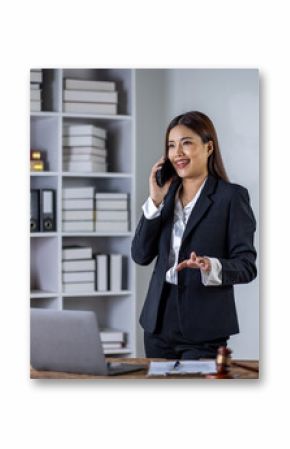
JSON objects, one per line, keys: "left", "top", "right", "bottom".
{"left": 135, "top": 69, "right": 259, "bottom": 359}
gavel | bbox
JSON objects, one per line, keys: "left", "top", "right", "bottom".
{"left": 206, "top": 346, "right": 233, "bottom": 379}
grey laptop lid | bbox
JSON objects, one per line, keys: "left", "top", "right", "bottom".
{"left": 30, "top": 308, "right": 108, "bottom": 375}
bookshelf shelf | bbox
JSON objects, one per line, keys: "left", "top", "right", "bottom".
{"left": 30, "top": 172, "right": 59, "bottom": 177}
{"left": 62, "top": 113, "right": 131, "bottom": 121}
{"left": 62, "top": 290, "right": 132, "bottom": 298}
{"left": 62, "top": 172, "right": 132, "bottom": 178}
{"left": 30, "top": 112, "right": 59, "bottom": 118}
{"left": 30, "top": 233, "right": 58, "bottom": 237}
{"left": 30, "top": 68, "right": 137, "bottom": 358}
{"left": 30, "top": 290, "right": 59, "bottom": 298}
{"left": 61, "top": 232, "right": 133, "bottom": 237}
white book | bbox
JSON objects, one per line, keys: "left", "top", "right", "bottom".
{"left": 65, "top": 78, "right": 116, "bottom": 91}
{"left": 63, "top": 282, "right": 95, "bottom": 293}
{"left": 63, "top": 210, "right": 94, "bottom": 221}
{"left": 110, "top": 254, "right": 123, "bottom": 291}
{"left": 63, "top": 102, "right": 117, "bottom": 115}
{"left": 63, "top": 154, "right": 106, "bottom": 163}
{"left": 95, "top": 199, "right": 128, "bottom": 211}
{"left": 100, "top": 329, "right": 125, "bottom": 343}
{"left": 62, "top": 187, "right": 95, "bottom": 199}
{"left": 63, "top": 146, "right": 107, "bottom": 157}
{"left": 62, "top": 199, "right": 94, "bottom": 210}
{"left": 63, "top": 161, "right": 107, "bottom": 173}
{"left": 95, "top": 221, "right": 128, "bottom": 232}
{"left": 62, "top": 246, "right": 93, "bottom": 260}
{"left": 96, "top": 254, "right": 108, "bottom": 291}
{"left": 102, "top": 342, "right": 123, "bottom": 349}
{"left": 30, "top": 83, "right": 40, "bottom": 90}
{"left": 63, "top": 135, "right": 106, "bottom": 148}
{"left": 63, "top": 124, "right": 107, "bottom": 140}
{"left": 96, "top": 210, "right": 128, "bottom": 221}
{"left": 63, "top": 271, "right": 95, "bottom": 283}
{"left": 95, "top": 193, "right": 128, "bottom": 200}
{"left": 62, "top": 259, "right": 95, "bottom": 272}
{"left": 30, "top": 100, "right": 41, "bottom": 112}
{"left": 62, "top": 221, "right": 94, "bottom": 232}
{"left": 30, "top": 70, "right": 42, "bottom": 83}
{"left": 64, "top": 89, "right": 118, "bottom": 104}
{"left": 30, "top": 89, "right": 41, "bottom": 101}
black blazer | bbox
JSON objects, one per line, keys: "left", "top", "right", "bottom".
{"left": 131, "top": 174, "right": 257, "bottom": 342}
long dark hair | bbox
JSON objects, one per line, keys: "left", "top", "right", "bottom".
{"left": 165, "top": 111, "right": 229, "bottom": 182}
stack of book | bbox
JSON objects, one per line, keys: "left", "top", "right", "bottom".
{"left": 62, "top": 246, "right": 95, "bottom": 293}
{"left": 62, "top": 187, "right": 95, "bottom": 232}
{"left": 95, "top": 254, "right": 125, "bottom": 292}
{"left": 30, "top": 69, "right": 42, "bottom": 112}
{"left": 95, "top": 192, "right": 129, "bottom": 232}
{"left": 63, "top": 78, "right": 118, "bottom": 115}
{"left": 100, "top": 328, "right": 126, "bottom": 354}
{"left": 63, "top": 124, "right": 108, "bottom": 173}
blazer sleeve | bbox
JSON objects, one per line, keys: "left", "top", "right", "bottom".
{"left": 131, "top": 214, "right": 162, "bottom": 265}
{"left": 219, "top": 186, "right": 257, "bottom": 285}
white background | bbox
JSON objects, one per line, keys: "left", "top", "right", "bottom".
{"left": 0, "top": 0, "right": 289, "bottom": 448}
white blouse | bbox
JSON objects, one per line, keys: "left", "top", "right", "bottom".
{"left": 142, "top": 178, "right": 222, "bottom": 286}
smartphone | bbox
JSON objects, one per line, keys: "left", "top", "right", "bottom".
{"left": 156, "top": 158, "right": 176, "bottom": 187}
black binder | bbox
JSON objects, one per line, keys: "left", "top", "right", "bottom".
{"left": 30, "top": 189, "right": 40, "bottom": 232}
{"left": 41, "top": 189, "right": 56, "bottom": 232}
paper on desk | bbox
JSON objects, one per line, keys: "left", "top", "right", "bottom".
{"left": 147, "top": 360, "right": 217, "bottom": 376}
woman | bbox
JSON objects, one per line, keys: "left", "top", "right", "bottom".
{"left": 131, "top": 111, "right": 257, "bottom": 360}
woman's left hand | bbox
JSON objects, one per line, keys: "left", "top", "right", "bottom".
{"left": 176, "top": 251, "right": 211, "bottom": 273}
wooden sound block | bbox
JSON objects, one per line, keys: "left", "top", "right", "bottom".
{"left": 205, "top": 372, "right": 233, "bottom": 379}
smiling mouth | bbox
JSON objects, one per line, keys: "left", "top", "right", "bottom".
{"left": 175, "top": 159, "right": 190, "bottom": 169}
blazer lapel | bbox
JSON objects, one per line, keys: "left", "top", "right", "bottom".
{"left": 181, "top": 174, "right": 218, "bottom": 244}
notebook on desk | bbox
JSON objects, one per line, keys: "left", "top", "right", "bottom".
{"left": 30, "top": 308, "right": 145, "bottom": 376}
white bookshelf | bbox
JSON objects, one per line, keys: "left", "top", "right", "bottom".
{"left": 30, "top": 68, "right": 137, "bottom": 357}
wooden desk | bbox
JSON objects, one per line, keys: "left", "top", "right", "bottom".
{"left": 30, "top": 358, "right": 259, "bottom": 379}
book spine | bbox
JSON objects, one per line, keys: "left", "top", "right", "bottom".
{"left": 62, "top": 259, "right": 96, "bottom": 272}
{"left": 96, "top": 210, "right": 128, "bottom": 221}
{"left": 63, "top": 147, "right": 107, "bottom": 157}
{"left": 110, "top": 255, "right": 122, "bottom": 291}
{"left": 64, "top": 90, "right": 118, "bottom": 104}
{"left": 62, "top": 221, "right": 94, "bottom": 232}
{"left": 63, "top": 102, "right": 117, "bottom": 115}
{"left": 95, "top": 221, "right": 128, "bottom": 232}
{"left": 65, "top": 79, "right": 116, "bottom": 91}
{"left": 62, "top": 210, "right": 94, "bottom": 221}
{"left": 62, "top": 187, "right": 95, "bottom": 199}
{"left": 96, "top": 255, "right": 108, "bottom": 291}
{"left": 63, "top": 135, "right": 106, "bottom": 148}
{"left": 95, "top": 200, "right": 128, "bottom": 210}
{"left": 62, "top": 271, "right": 95, "bottom": 283}
{"left": 63, "top": 125, "right": 107, "bottom": 140}
{"left": 63, "top": 282, "right": 95, "bottom": 293}
{"left": 63, "top": 154, "right": 106, "bottom": 163}
{"left": 63, "top": 162, "right": 107, "bottom": 173}
{"left": 62, "top": 199, "right": 94, "bottom": 210}
{"left": 62, "top": 247, "right": 93, "bottom": 260}
{"left": 30, "top": 89, "right": 41, "bottom": 101}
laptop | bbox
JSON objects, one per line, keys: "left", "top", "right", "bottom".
{"left": 30, "top": 308, "right": 145, "bottom": 376}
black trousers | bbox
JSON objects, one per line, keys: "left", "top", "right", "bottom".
{"left": 144, "top": 282, "right": 229, "bottom": 360}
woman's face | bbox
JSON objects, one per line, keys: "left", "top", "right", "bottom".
{"left": 167, "top": 125, "right": 213, "bottom": 179}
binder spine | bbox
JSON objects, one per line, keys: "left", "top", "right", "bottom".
{"left": 30, "top": 189, "right": 40, "bottom": 232}
{"left": 41, "top": 189, "right": 56, "bottom": 232}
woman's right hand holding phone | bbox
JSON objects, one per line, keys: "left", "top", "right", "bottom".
{"left": 149, "top": 156, "right": 174, "bottom": 207}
